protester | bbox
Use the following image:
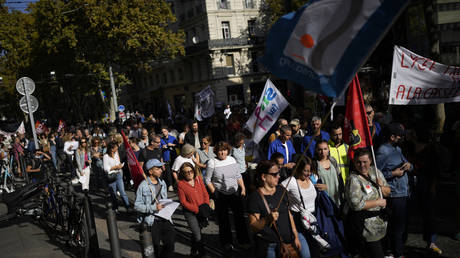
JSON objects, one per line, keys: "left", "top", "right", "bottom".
{"left": 103, "top": 141, "right": 131, "bottom": 213}
{"left": 91, "top": 136, "right": 105, "bottom": 190}
{"left": 345, "top": 148, "right": 390, "bottom": 258}
{"left": 205, "top": 141, "right": 250, "bottom": 251}
{"left": 281, "top": 157, "right": 316, "bottom": 258}
{"left": 75, "top": 138, "right": 91, "bottom": 191}
{"left": 195, "top": 136, "right": 215, "bottom": 180}
{"left": 328, "top": 124, "right": 350, "bottom": 184}
{"left": 177, "top": 162, "right": 210, "bottom": 257}
{"left": 185, "top": 121, "right": 201, "bottom": 149}
{"left": 268, "top": 118, "right": 288, "bottom": 144}
{"left": 376, "top": 123, "right": 413, "bottom": 258}
{"left": 64, "top": 133, "right": 78, "bottom": 183}
{"left": 134, "top": 158, "right": 175, "bottom": 258}
{"left": 160, "top": 126, "right": 177, "bottom": 192}
{"left": 248, "top": 160, "right": 301, "bottom": 257}
{"left": 269, "top": 152, "right": 289, "bottom": 182}
{"left": 138, "top": 128, "right": 149, "bottom": 149}
{"left": 302, "top": 116, "right": 330, "bottom": 158}
{"left": 172, "top": 144, "right": 197, "bottom": 183}
{"left": 365, "top": 104, "right": 381, "bottom": 141}
{"left": 25, "top": 149, "right": 51, "bottom": 182}
{"left": 314, "top": 140, "right": 344, "bottom": 207}
{"left": 267, "top": 125, "right": 296, "bottom": 169}
{"left": 290, "top": 118, "right": 304, "bottom": 154}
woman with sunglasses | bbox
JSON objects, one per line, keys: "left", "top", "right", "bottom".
{"left": 248, "top": 160, "right": 301, "bottom": 257}
{"left": 76, "top": 138, "right": 91, "bottom": 191}
{"left": 177, "top": 162, "right": 210, "bottom": 257}
{"left": 91, "top": 136, "right": 105, "bottom": 190}
{"left": 281, "top": 157, "right": 318, "bottom": 257}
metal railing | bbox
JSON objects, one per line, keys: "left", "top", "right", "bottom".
{"left": 217, "top": 0, "right": 231, "bottom": 9}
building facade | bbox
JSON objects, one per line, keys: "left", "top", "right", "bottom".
{"left": 120, "top": 0, "right": 269, "bottom": 115}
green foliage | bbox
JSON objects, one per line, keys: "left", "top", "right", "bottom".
{"left": 258, "top": 0, "right": 306, "bottom": 33}
{"left": 0, "top": 0, "right": 184, "bottom": 120}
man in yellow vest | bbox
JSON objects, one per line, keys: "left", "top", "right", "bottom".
{"left": 328, "top": 124, "right": 349, "bottom": 184}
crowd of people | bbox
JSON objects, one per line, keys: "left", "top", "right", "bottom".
{"left": 0, "top": 103, "right": 457, "bottom": 258}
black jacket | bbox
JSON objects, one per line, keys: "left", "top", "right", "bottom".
{"left": 184, "top": 131, "right": 200, "bottom": 147}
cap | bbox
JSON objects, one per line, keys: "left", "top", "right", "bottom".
{"left": 290, "top": 119, "right": 300, "bottom": 126}
{"left": 388, "top": 123, "right": 404, "bottom": 137}
{"left": 145, "top": 159, "right": 164, "bottom": 170}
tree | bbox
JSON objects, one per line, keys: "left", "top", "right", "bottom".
{"left": 0, "top": 0, "right": 184, "bottom": 121}
{"left": 258, "top": 0, "right": 305, "bottom": 34}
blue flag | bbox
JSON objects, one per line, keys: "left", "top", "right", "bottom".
{"left": 260, "top": 0, "right": 408, "bottom": 98}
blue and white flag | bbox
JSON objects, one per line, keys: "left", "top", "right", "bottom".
{"left": 245, "top": 79, "right": 289, "bottom": 144}
{"left": 260, "top": 0, "right": 408, "bottom": 98}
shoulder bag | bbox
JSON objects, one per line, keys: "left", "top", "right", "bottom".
{"left": 257, "top": 189, "right": 300, "bottom": 258}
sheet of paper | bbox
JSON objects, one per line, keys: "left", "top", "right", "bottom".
{"left": 155, "top": 199, "right": 179, "bottom": 223}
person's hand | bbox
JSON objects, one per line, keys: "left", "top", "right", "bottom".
{"left": 376, "top": 178, "right": 385, "bottom": 187}
{"left": 392, "top": 167, "right": 404, "bottom": 177}
{"left": 191, "top": 155, "right": 198, "bottom": 164}
{"left": 294, "top": 236, "right": 301, "bottom": 250}
{"left": 162, "top": 145, "right": 167, "bottom": 149}
{"left": 269, "top": 210, "right": 279, "bottom": 222}
{"left": 401, "top": 162, "right": 411, "bottom": 171}
{"left": 377, "top": 198, "right": 387, "bottom": 208}
{"left": 315, "top": 183, "right": 327, "bottom": 191}
{"left": 156, "top": 203, "right": 164, "bottom": 211}
{"left": 240, "top": 187, "right": 246, "bottom": 197}
{"left": 285, "top": 162, "right": 296, "bottom": 169}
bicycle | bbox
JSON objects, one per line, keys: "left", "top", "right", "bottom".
{"left": 65, "top": 185, "right": 90, "bottom": 257}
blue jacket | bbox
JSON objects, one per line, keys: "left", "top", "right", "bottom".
{"left": 160, "top": 134, "right": 177, "bottom": 162}
{"left": 376, "top": 143, "right": 412, "bottom": 197}
{"left": 315, "top": 190, "right": 347, "bottom": 257}
{"left": 267, "top": 138, "right": 296, "bottom": 164}
{"left": 134, "top": 177, "right": 168, "bottom": 226}
{"left": 301, "top": 131, "right": 330, "bottom": 158}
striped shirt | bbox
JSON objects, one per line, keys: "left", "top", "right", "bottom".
{"left": 205, "top": 156, "right": 241, "bottom": 195}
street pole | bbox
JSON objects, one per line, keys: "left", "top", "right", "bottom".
{"left": 22, "top": 80, "right": 39, "bottom": 149}
{"left": 109, "top": 65, "right": 119, "bottom": 121}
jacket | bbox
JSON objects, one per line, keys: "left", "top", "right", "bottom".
{"left": 75, "top": 149, "right": 91, "bottom": 173}
{"left": 328, "top": 140, "right": 349, "bottom": 184}
{"left": 177, "top": 176, "right": 210, "bottom": 214}
{"left": 302, "top": 131, "right": 330, "bottom": 158}
{"left": 184, "top": 131, "right": 201, "bottom": 147}
{"left": 376, "top": 143, "right": 412, "bottom": 197}
{"left": 267, "top": 138, "right": 296, "bottom": 163}
{"left": 314, "top": 190, "right": 346, "bottom": 257}
{"left": 134, "top": 177, "right": 168, "bottom": 226}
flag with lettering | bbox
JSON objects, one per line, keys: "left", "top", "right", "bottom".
{"left": 35, "top": 120, "right": 47, "bottom": 134}
{"left": 194, "top": 86, "right": 215, "bottom": 121}
{"left": 343, "top": 75, "right": 373, "bottom": 159}
{"left": 245, "top": 79, "right": 289, "bottom": 144}
{"left": 121, "top": 131, "right": 145, "bottom": 190}
{"left": 260, "top": 0, "right": 408, "bottom": 98}
{"left": 57, "top": 120, "right": 65, "bottom": 132}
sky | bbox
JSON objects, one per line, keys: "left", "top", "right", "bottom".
{"left": 4, "top": 0, "right": 38, "bottom": 12}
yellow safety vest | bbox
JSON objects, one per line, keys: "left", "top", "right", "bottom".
{"left": 328, "top": 140, "right": 349, "bottom": 184}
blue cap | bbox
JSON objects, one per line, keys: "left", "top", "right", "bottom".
{"left": 145, "top": 159, "right": 164, "bottom": 170}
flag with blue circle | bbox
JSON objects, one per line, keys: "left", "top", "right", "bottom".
{"left": 260, "top": 0, "right": 408, "bottom": 98}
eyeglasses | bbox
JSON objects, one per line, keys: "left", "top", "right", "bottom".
{"left": 81, "top": 141, "right": 87, "bottom": 144}
{"left": 366, "top": 111, "right": 373, "bottom": 115}
{"left": 265, "top": 172, "right": 280, "bottom": 177}
{"left": 154, "top": 141, "right": 161, "bottom": 144}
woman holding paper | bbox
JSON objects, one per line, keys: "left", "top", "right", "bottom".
{"left": 134, "top": 158, "right": 175, "bottom": 258}
{"left": 177, "top": 162, "right": 210, "bottom": 257}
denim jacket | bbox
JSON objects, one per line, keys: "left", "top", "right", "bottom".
{"left": 75, "top": 149, "right": 91, "bottom": 173}
{"left": 376, "top": 143, "right": 412, "bottom": 197}
{"left": 134, "top": 177, "right": 168, "bottom": 226}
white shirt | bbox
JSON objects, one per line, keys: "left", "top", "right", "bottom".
{"left": 172, "top": 155, "right": 195, "bottom": 172}
{"left": 282, "top": 176, "right": 317, "bottom": 213}
{"left": 64, "top": 140, "right": 79, "bottom": 155}
{"left": 103, "top": 152, "right": 122, "bottom": 174}
{"left": 224, "top": 108, "right": 232, "bottom": 120}
{"left": 282, "top": 142, "right": 289, "bottom": 163}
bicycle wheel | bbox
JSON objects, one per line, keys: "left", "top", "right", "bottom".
{"left": 76, "top": 211, "right": 90, "bottom": 257}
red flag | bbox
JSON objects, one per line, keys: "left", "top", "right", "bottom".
{"left": 121, "top": 131, "right": 145, "bottom": 190}
{"left": 343, "top": 75, "right": 373, "bottom": 159}
{"left": 35, "top": 120, "right": 48, "bottom": 134}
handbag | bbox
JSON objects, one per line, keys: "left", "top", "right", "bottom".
{"left": 107, "top": 171, "right": 119, "bottom": 183}
{"left": 257, "top": 189, "right": 300, "bottom": 258}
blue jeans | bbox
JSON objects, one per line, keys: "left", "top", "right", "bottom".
{"left": 109, "top": 172, "right": 130, "bottom": 209}
{"left": 266, "top": 232, "right": 310, "bottom": 258}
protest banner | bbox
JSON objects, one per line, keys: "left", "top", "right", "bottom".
{"left": 389, "top": 46, "right": 460, "bottom": 105}
{"left": 194, "top": 86, "right": 215, "bottom": 121}
{"left": 260, "top": 0, "right": 408, "bottom": 98}
{"left": 245, "top": 79, "right": 289, "bottom": 144}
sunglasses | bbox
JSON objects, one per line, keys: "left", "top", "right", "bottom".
{"left": 265, "top": 172, "right": 280, "bottom": 177}
{"left": 366, "top": 111, "right": 373, "bottom": 115}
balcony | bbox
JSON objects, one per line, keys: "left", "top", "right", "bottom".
{"left": 217, "top": 0, "right": 230, "bottom": 10}
{"left": 209, "top": 38, "right": 249, "bottom": 48}
{"left": 243, "top": 0, "right": 255, "bottom": 9}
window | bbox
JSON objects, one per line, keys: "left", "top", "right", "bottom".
{"left": 222, "top": 21, "right": 231, "bottom": 39}
{"left": 217, "top": 0, "right": 230, "bottom": 9}
{"left": 226, "top": 54, "right": 234, "bottom": 67}
{"left": 244, "top": 0, "right": 255, "bottom": 8}
{"left": 178, "top": 68, "right": 184, "bottom": 81}
{"left": 248, "top": 19, "right": 256, "bottom": 36}
{"left": 170, "top": 70, "right": 175, "bottom": 83}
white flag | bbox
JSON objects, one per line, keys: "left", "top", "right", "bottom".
{"left": 17, "top": 122, "right": 25, "bottom": 134}
{"left": 245, "top": 79, "right": 289, "bottom": 144}
{"left": 194, "top": 86, "right": 215, "bottom": 121}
